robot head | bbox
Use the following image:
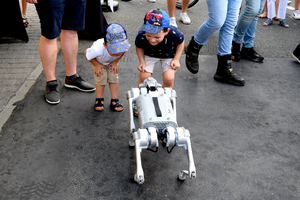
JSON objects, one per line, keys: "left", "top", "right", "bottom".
{"left": 139, "top": 77, "right": 162, "bottom": 93}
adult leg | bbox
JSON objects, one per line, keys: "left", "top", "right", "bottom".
{"left": 215, "top": 0, "right": 245, "bottom": 86}
{"left": 277, "top": 0, "right": 288, "bottom": 19}
{"left": 233, "top": 0, "right": 260, "bottom": 45}
{"left": 293, "top": 0, "right": 300, "bottom": 19}
{"left": 39, "top": 36, "right": 60, "bottom": 104}
{"left": 239, "top": 0, "right": 265, "bottom": 62}
{"left": 232, "top": 0, "right": 261, "bottom": 61}
{"left": 39, "top": 36, "right": 58, "bottom": 82}
{"left": 267, "top": 0, "right": 276, "bottom": 19}
{"left": 21, "top": 0, "right": 27, "bottom": 17}
{"left": 185, "top": 0, "right": 226, "bottom": 73}
{"left": 167, "top": 0, "right": 177, "bottom": 27}
{"left": 60, "top": 29, "right": 78, "bottom": 76}
{"left": 180, "top": 0, "right": 191, "bottom": 24}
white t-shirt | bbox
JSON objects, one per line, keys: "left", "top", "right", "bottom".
{"left": 85, "top": 39, "right": 117, "bottom": 65}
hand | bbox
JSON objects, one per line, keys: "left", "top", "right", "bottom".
{"left": 94, "top": 65, "right": 105, "bottom": 77}
{"left": 137, "top": 63, "right": 146, "bottom": 72}
{"left": 110, "top": 62, "right": 119, "bottom": 74}
{"left": 170, "top": 59, "right": 180, "bottom": 70}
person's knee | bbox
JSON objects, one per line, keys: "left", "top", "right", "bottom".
{"left": 139, "top": 72, "right": 151, "bottom": 83}
{"left": 162, "top": 75, "right": 174, "bottom": 88}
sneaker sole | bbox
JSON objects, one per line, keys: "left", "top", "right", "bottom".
{"left": 180, "top": 19, "right": 191, "bottom": 24}
{"left": 45, "top": 98, "right": 60, "bottom": 105}
{"left": 292, "top": 53, "right": 300, "bottom": 64}
{"left": 64, "top": 84, "right": 96, "bottom": 92}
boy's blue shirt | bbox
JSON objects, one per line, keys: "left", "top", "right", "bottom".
{"left": 135, "top": 26, "right": 184, "bottom": 58}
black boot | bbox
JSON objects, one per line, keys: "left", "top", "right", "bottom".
{"left": 231, "top": 41, "right": 241, "bottom": 62}
{"left": 240, "top": 47, "right": 264, "bottom": 62}
{"left": 214, "top": 54, "right": 245, "bottom": 86}
{"left": 185, "top": 36, "right": 203, "bottom": 74}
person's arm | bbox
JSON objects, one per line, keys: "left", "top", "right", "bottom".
{"left": 136, "top": 47, "right": 146, "bottom": 72}
{"left": 84, "top": 50, "right": 105, "bottom": 77}
{"left": 170, "top": 40, "right": 185, "bottom": 70}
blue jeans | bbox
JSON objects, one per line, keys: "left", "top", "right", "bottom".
{"left": 193, "top": 0, "right": 242, "bottom": 56}
{"left": 233, "top": 0, "right": 265, "bottom": 48}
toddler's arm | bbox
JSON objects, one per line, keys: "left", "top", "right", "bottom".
{"left": 84, "top": 50, "right": 105, "bottom": 77}
{"left": 170, "top": 41, "right": 185, "bottom": 70}
{"left": 136, "top": 47, "right": 146, "bottom": 72}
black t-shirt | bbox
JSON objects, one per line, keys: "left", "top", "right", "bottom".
{"left": 135, "top": 26, "right": 184, "bottom": 58}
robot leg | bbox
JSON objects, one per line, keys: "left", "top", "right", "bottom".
{"left": 176, "top": 127, "right": 196, "bottom": 180}
{"left": 133, "top": 127, "right": 158, "bottom": 184}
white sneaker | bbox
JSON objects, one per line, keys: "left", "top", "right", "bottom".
{"left": 148, "top": 0, "right": 155, "bottom": 3}
{"left": 293, "top": 10, "right": 300, "bottom": 20}
{"left": 169, "top": 17, "right": 177, "bottom": 28}
{"left": 180, "top": 13, "right": 191, "bottom": 24}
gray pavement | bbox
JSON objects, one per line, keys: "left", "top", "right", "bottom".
{"left": 1, "top": 1, "right": 300, "bottom": 199}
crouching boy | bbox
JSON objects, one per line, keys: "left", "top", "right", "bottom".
{"left": 135, "top": 9, "right": 184, "bottom": 88}
{"left": 85, "top": 23, "right": 130, "bottom": 112}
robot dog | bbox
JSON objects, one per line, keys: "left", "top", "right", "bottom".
{"left": 127, "top": 77, "right": 196, "bottom": 184}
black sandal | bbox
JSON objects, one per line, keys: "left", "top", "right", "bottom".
{"left": 22, "top": 17, "right": 29, "bottom": 27}
{"left": 110, "top": 99, "right": 123, "bottom": 112}
{"left": 95, "top": 98, "right": 104, "bottom": 111}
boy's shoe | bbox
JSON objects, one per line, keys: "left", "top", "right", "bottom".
{"left": 45, "top": 80, "right": 60, "bottom": 105}
{"left": 148, "top": 0, "right": 156, "bottom": 2}
{"left": 65, "top": 74, "right": 96, "bottom": 92}
{"left": 292, "top": 44, "right": 300, "bottom": 63}
{"left": 180, "top": 13, "right": 191, "bottom": 24}
{"left": 170, "top": 17, "right": 177, "bottom": 28}
{"left": 293, "top": 10, "right": 300, "bottom": 20}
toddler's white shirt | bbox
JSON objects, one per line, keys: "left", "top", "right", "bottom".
{"left": 85, "top": 39, "right": 117, "bottom": 65}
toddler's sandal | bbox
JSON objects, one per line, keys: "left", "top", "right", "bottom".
{"left": 95, "top": 98, "right": 104, "bottom": 111}
{"left": 110, "top": 99, "right": 123, "bottom": 112}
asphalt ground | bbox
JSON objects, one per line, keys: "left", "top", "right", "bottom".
{"left": 1, "top": 0, "right": 300, "bottom": 199}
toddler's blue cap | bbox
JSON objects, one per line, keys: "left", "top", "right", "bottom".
{"left": 105, "top": 23, "right": 130, "bottom": 54}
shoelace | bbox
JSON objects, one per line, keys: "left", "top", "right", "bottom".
{"left": 73, "top": 76, "right": 84, "bottom": 83}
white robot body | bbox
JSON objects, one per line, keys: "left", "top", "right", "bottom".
{"left": 127, "top": 77, "right": 196, "bottom": 184}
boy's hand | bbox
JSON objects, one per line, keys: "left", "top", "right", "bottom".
{"left": 170, "top": 59, "right": 180, "bottom": 70}
{"left": 110, "top": 62, "right": 119, "bottom": 74}
{"left": 137, "top": 62, "right": 146, "bottom": 72}
{"left": 94, "top": 64, "right": 105, "bottom": 77}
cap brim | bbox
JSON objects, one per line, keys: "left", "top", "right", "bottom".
{"left": 139, "top": 24, "right": 163, "bottom": 34}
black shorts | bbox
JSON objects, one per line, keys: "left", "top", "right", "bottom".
{"left": 35, "top": 0, "right": 86, "bottom": 39}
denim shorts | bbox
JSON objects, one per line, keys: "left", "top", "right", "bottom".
{"left": 35, "top": 0, "right": 86, "bottom": 39}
